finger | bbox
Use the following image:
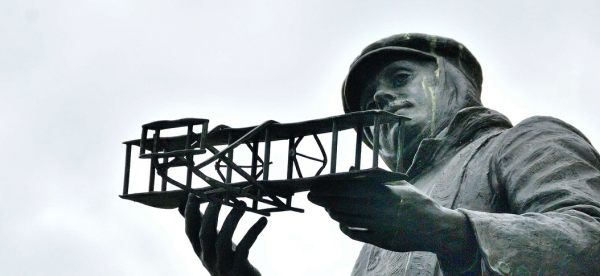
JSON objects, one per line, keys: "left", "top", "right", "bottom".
{"left": 215, "top": 202, "right": 246, "bottom": 271}
{"left": 236, "top": 217, "right": 268, "bottom": 260}
{"left": 339, "top": 223, "right": 372, "bottom": 242}
{"left": 199, "top": 200, "right": 221, "bottom": 266}
{"left": 308, "top": 192, "right": 356, "bottom": 206}
{"left": 178, "top": 203, "right": 185, "bottom": 217}
{"left": 310, "top": 181, "right": 387, "bottom": 198}
{"left": 328, "top": 210, "right": 371, "bottom": 228}
{"left": 184, "top": 194, "right": 203, "bottom": 255}
{"left": 308, "top": 195, "right": 374, "bottom": 215}
{"left": 386, "top": 180, "right": 411, "bottom": 187}
{"left": 309, "top": 183, "right": 361, "bottom": 198}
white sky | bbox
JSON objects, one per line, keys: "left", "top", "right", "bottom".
{"left": 2, "top": 0, "right": 600, "bottom": 275}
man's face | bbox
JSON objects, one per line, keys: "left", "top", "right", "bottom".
{"left": 360, "top": 58, "right": 440, "bottom": 163}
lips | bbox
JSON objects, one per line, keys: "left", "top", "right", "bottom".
{"left": 384, "top": 99, "right": 413, "bottom": 114}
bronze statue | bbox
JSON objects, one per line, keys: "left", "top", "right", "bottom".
{"left": 181, "top": 34, "right": 600, "bottom": 275}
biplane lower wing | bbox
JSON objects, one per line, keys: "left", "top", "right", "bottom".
{"left": 120, "top": 168, "right": 406, "bottom": 209}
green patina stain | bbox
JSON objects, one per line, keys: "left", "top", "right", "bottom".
{"left": 421, "top": 77, "right": 437, "bottom": 136}
{"left": 421, "top": 77, "right": 428, "bottom": 93}
{"left": 428, "top": 86, "right": 437, "bottom": 136}
{"left": 458, "top": 44, "right": 464, "bottom": 68}
{"left": 430, "top": 36, "right": 438, "bottom": 55}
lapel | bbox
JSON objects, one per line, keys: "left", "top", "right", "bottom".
{"left": 404, "top": 107, "right": 512, "bottom": 207}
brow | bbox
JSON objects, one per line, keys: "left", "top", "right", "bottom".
{"left": 382, "top": 65, "right": 414, "bottom": 78}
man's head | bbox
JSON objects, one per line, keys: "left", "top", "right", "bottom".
{"left": 342, "top": 34, "right": 483, "bottom": 168}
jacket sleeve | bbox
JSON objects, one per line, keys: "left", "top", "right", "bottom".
{"left": 458, "top": 117, "right": 600, "bottom": 275}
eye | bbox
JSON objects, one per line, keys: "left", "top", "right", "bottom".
{"left": 391, "top": 73, "right": 411, "bottom": 88}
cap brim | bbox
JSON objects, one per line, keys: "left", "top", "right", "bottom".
{"left": 342, "top": 46, "right": 437, "bottom": 113}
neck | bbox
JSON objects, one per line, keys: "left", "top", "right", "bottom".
{"left": 381, "top": 117, "right": 454, "bottom": 172}
{"left": 380, "top": 132, "right": 425, "bottom": 172}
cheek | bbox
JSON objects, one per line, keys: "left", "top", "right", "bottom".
{"left": 406, "top": 105, "right": 433, "bottom": 127}
{"left": 416, "top": 90, "right": 437, "bottom": 123}
{"left": 407, "top": 91, "right": 435, "bottom": 121}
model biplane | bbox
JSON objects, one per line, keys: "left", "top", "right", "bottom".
{"left": 120, "top": 111, "right": 410, "bottom": 215}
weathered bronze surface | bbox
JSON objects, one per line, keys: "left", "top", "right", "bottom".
{"left": 336, "top": 33, "right": 600, "bottom": 275}
{"left": 123, "top": 33, "right": 600, "bottom": 275}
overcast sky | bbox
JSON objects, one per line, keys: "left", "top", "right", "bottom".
{"left": 2, "top": 1, "right": 600, "bottom": 275}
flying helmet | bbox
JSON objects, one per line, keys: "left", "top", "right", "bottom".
{"left": 341, "top": 33, "right": 483, "bottom": 114}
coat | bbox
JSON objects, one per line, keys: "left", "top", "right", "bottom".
{"left": 351, "top": 106, "right": 600, "bottom": 275}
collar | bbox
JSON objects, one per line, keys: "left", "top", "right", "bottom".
{"left": 405, "top": 106, "right": 512, "bottom": 178}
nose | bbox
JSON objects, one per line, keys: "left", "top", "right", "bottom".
{"left": 373, "top": 89, "right": 396, "bottom": 109}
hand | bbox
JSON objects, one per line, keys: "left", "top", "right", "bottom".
{"left": 307, "top": 180, "right": 475, "bottom": 258}
{"left": 180, "top": 194, "right": 267, "bottom": 276}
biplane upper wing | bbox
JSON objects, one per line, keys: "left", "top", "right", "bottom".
{"left": 123, "top": 111, "right": 405, "bottom": 152}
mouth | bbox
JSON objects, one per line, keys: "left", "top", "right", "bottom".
{"left": 384, "top": 100, "right": 413, "bottom": 114}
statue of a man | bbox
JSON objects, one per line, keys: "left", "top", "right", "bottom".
{"left": 182, "top": 33, "right": 600, "bottom": 275}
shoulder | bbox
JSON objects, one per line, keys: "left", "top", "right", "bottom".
{"left": 492, "top": 115, "right": 600, "bottom": 167}
{"left": 488, "top": 117, "right": 600, "bottom": 215}
{"left": 508, "top": 116, "right": 589, "bottom": 139}
{"left": 498, "top": 116, "right": 593, "bottom": 151}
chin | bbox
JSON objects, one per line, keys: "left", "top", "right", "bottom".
{"left": 378, "top": 149, "right": 397, "bottom": 162}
